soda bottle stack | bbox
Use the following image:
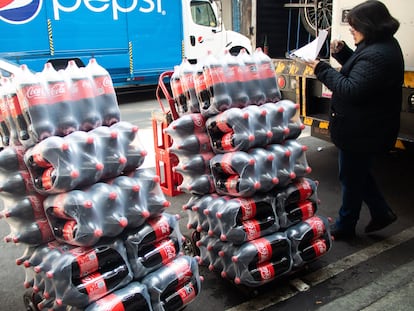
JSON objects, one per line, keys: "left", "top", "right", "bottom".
{"left": 163, "top": 51, "right": 333, "bottom": 288}
{"left": 0, "top": 61, "right": 205, "bottom": 310}
{"left": 24, "top": 121, "right": 147, "bottom": 194}
{"left": 0, "top": 145, "right": 54, "bottom": 246}
{"left": 41, "top": 169, "right": 168, "bottom": 247}
{"left": 0, "top": 58, "right": 120, "bottom": 148}
{"left": 165, "top": 113, "right": 216, "bottom": 196}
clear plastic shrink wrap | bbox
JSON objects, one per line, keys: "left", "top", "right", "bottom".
{"left": 43, "top": 168, "right": 170, "bottom": 246}
{"left": 24, "top": 121, "right": 147, "bottom": 194}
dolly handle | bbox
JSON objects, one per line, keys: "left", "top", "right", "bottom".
{"left": 156, "top": 71, "right": 179, "bottom": 121}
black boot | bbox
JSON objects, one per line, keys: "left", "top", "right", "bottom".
{"left": 365, "top": 211, "right": 397, "bottom": 233}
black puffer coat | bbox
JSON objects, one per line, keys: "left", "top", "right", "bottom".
{"left": 314, "top": 37, "right": 404, "bottom": 153}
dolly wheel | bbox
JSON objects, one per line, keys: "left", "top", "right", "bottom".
{"left": 182, "top": 234, "right": 199, "bottom": 257}
{"left": 23, "top": 289, "right": 41, "bottom": 311}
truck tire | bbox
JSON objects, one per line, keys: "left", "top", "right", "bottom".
{"left": 299, "top": 0, "right": 332, "bottom": 36}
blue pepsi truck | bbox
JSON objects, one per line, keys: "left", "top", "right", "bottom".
{"left": 0, "top": 0, "right": 252, "bottom": 86}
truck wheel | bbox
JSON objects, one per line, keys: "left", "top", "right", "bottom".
{"left": 299, "top": 0, "right": 332, "bottom": 36}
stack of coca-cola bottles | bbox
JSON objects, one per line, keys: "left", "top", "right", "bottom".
{"left": 166, "top": 48, "right": 333, "bottom": 287}
{"left": 0, "top": 60, "right": 202, "bottom": 310}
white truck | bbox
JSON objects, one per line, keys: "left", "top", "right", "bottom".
{"left": 274, "top": 0, "right": 414, "bottom": 150}
{"left": 0, "top": 0, "right": 252, "bottom": 86}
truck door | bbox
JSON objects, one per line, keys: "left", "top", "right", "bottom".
{"left": 184, "top": 0, "right": 224, "bottom": 62}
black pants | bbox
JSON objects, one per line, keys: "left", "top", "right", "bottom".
{"left": 336, "top": 149, "right": 393, "bottom": 231}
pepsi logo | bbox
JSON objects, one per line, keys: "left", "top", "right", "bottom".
{"left": 0, "top": 0, "right": 42, "bottom": 24}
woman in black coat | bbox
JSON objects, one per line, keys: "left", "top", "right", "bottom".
{"left": 306, "top": 0, "right": 404, "bottom": 239}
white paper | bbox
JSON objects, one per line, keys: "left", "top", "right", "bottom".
{"left": 289, "top": 29, "right": 328, "bottom": 61}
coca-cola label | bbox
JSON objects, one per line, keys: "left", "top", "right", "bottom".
{"left": 195, "top": 72, "right": 207, "bottom": 91}
{"left": 47, "top": 81, "right": 70, "bottom": 105}
{"left": 82, "top": 272, "right": 108, "bottom": 302}
{"left": 210, "top": 66, "right": 226, "bottom": 85}
{"left": 252, "top": 237, "right": 272, "bottom": 263}
{"left": 312, "top": 239, "right": 328, "bottom": 257}
{"left": 299, "top": 201, "right": 315, "bottom": 220}
{"left": 157, "top": 240, "right": 177, "bottom": 264}
{"left": 305, "top": 217, "right": 325, "bottom": 239}
{"left": 190, "top": 114, "right": 206, "bottom": 133}
{"left": 41, "top": 167, "right": 54, "bottom": 190}
{"left": 297, "top": 179, "right": 313, "bottom": 201}
{"left": 182, "top": 73, "right": 195, "bottom": 90}
{"left": 258, "top": 62, "right": 275, "bottom": 79}
{"left": 71, "top": 78, "right": 95, "bottom": 101}
{"left": 171, "top": 77, "right": 184, "bottom": 97}
{"left": 221, "top": 153, "right": 237, "bottom": 174}
{"left": 225, "top": 175, "right": 239, "bottom": 195}
{"left": 216, "top": 117, "right": 232, "bottom": 133}
{"left": 21, "top": 84, "right": 48, "bottom": 107}
{"left": 96, "top": 293, "right": 125, "bottom": 311}
{"left": 8, "top": 93, "right": 23, "bottom": 117}
{"left": 93, "top": 75, "right": 115, "bottom": 96}
{"left": 256, "top": 262, "right": 275, "bottom": 280}
{"left": 178, "top": 282, "right": 197, "bottom": 305}
{"left": 221, "top": 132, "right": 234, "bottom": 151}
{"left": 197, "top": 133, "right": 212, "bottom": 153}
{"left": 62, "top": 220, "right": 77, "bottom": 242}
{"left": 238, "top": 198, "right": 257, "bottom": 220}
{"left": 149, "top": 215, "right": 171, "bottom": 241}
{"left": 169, "top": 259, "right": 192, "bottom": 284}
{"left": 75, "top": 250, "right": 99, "bottom": 277}
{"left": 243, "top": 220, "right": 261, "bottom": 241}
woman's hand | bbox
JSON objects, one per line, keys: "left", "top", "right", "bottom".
{"left": 330, "top": 40, "right": 344, "bottom": 53}
{"left": 305, "top": 59, "right": 320, "bottom": 70}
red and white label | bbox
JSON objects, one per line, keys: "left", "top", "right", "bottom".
{"left": 149, "top": 215, "right": 171, "bottom": 241}
{"left": 177, "top": 282, "right": 197, "bottom": 305}
{"left": 238, "top": 198, "right": 257, "bottom": 221}
{"left": 312, "top": 239, "right": 328, "bottom": 257}
{"left": 256, "top": 262, "right": 275, "bottom": 281}
{"left": 82, "top": 272, "right": 108, "bottom": 302}
{"left": 76, "top": 250, "right": 99, "bottom": 277}
{"left": 96, "top": 293, "right": 124, "bottom": 311}
{"left": 299, "top": 201, "right": 315, "bottom": 220}
{"left": 252, "top": 238, "right": 272, "bottom": 263}
{"left": 243, "top": 220, "right": 261, "bottom": 241}
{"left": 157, "top": 240, "right": 177, "bottom": 264}
{"left": 305, "top": 217, "right": 325, "bottom": 239}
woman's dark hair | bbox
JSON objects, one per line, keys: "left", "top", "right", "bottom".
{"left": 347, "top": 0, "right": 399, "bottom": 43}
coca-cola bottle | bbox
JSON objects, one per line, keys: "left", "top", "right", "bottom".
{"left": 16, "top": 64, "right": 55, "bottom": 142}
{"left": 206, "top": 107, "right": 248, "bottom": 136}
{"left": 0, "top": 170, "right": 35, "bottom": 196}
{"left": 169, "top": 132, "right": 212, "bottom": 155}
{"left": 41, "top": 62, "right": 78, "bottom": 136}
{"left": 286, "top": 216, "right": 328, "bottom": 246}
{"left": 285, "top": 200, "right": 317, "bottom": 224}
{"left": 130, "top": 213, "right": 178, "bottom": 246}
{"left": 223, "top": 49, "right": 249, "bottom": 108}
{"left": 2, "top": 77, "right": 30, "bottom": 141}
{"left": 231, "top": 232, "right": 291, "bottom": 266}
{"left": 299, "top": 236, "right": 331, "bottom": 262}
{"left": 194, "top": 63, "right": 210, "bottom": 110}
{"left": 0, "top": 84, "right": 11, "bottom": 146}
{"left": 215, "top": 175, "right": 259, "bottom": 197}
{"left": 86, "top": 58, "right": 120, "bottom": 126}
{"left": 173, "top": 152, "right": 214, "bottom": 175}
{"left": 239, "top": 49, "right": 266, "bottom": 106}
{"left": 0, "top": 145, "right": 26, "bottom": 171}
{"left": 240, "top": 257, "right": 291, "bottom": 284}
{"left": 212, "top": 130, "right": 253, "bottom": 152}
{"left": 253, "top": 47, "right": 281, "bottom": 103}
{"left": 163, "top": 280, "right": 200, "bottom": 311}
{"left": 84, "top": 282, "right": 151, "bottom": 311}
{"left": 166, "top": 113, "right": 206, "bottom": 136}
{"left": 33, "top": 166, "right": 56, "bottom": 191}
{"left": 180, "top": 58, "right": 200, "bottom": 113}
{"left": 66, "top": 264, "right": 130, "bottom": 307}
{"left": 179, "top": 174, "right": 215, "bottom": 195}
{"left": 281, "top": 178, "right": 318, "bottom": 205}
{"left": 211, "top": 151, "right": 255, "bottom": 175}
{"left": 170, "top": 65, "right": 188, "bottom": 115}
{"left": 223, "top": 216, "right": 277, "bottom": 244}
{"left": 5, "top": 218, "right": 54, "bottom": 245}
{"left": 67, "top": 246, "right": 125, "bottom": 279}
{"left": 1, "top": 195, "right": 45, "bottom": 220}
{"left": 65, "top": 60, "right": 101, "bottom": 131}
{"left": 202, "top": 51, "right": 232, "bottom": 114}
{"left": 219, "top": 197, "right": 275, "bottom": 224}
{"left": 139, "top": 237, "right": 180, "bottom": 268}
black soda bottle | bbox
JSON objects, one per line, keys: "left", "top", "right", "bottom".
{"left": 163, "top": 280, "right": 199, "bottom": 311}
{"left": 243, "top": 257, "right": 291, "bottom": 284}
{"left": 253, "top": 47, "right": 281, "bottom": 103}
{"left": 285, "top": 200, "right": 317, "bottom": 224}
{"left": 166, "top": 113, "right": 206, "bottom": 136}
{"left": 239, "top": 49, "right": 266, "bottom": 106}
{"left": 180, "top": 58, "right": 200, "bottom": 113}
{"left": 84, "top": 282, "right": 151, "bottom": 311}
{"left": 223, "top": 49, "right": 249, "bottom": 108}
{"left": 170, "top": 65, "right": 188, "bottom": 116}
{"left": 41, "top": 62, "right": 78, "bottom": 136}
{"left": 65, "top": 60, "right": 101, "bottom": 131}
{"left": 282, "top": 178, "right": 318, "bottom": 205}
{"left": 132, "top": 213, "right": 177, "bottom": 246}
{"left": 86, "top": 58, "right": 120, "bottom": 126}
{"left": 139, "top": 238, "right": 180, "bottom": 268}
{"left": 299, "top": 236, "right": 331, "bottom": 262}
